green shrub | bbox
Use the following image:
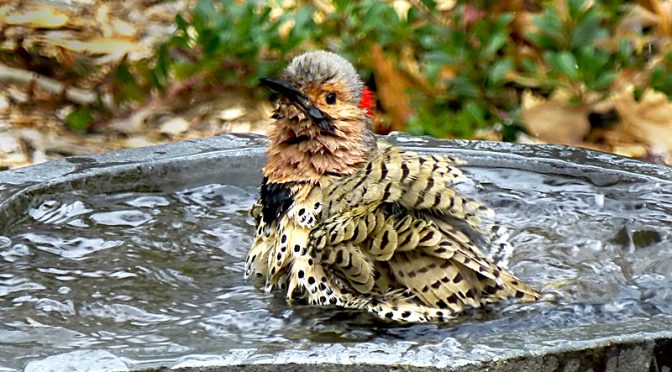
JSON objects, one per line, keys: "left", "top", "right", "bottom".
{"left": 111, "top": 0, "right": 669, "bottom": 139}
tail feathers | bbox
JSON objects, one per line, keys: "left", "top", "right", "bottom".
{"left": 320, "top": 243, "right": 375, "bottom": 294}
{"left": 388, "top": 252, "right": 479, "bottom": 313}
{"left": 365, "top": 291, "right": 458, "bottom": 323}
{"left": 497, "top": 270, "right": 540, "bottom": 302}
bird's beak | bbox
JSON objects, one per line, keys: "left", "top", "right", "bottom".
{"left": 260, "top": 77, "right": 335, "bottom": 133}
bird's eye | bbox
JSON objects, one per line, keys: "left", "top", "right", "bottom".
{"left": 325, "top": 92, "right": 337, "bottom": 105}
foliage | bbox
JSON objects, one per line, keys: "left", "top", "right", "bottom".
{"left": 113, "top": 0, "right": 308, "bottom": 103}
{"left": 524, "top": 0, "right": 635, "bottom": 95}
{"left": 650, "top": 50, "right": 672, "bottom": 98}
{"left": 112, "top": 0, "right": 670, "bottom": 139}
{"left": 65, "top": 106, "right": 94, "bottom": 132}
{"left": 407, "top": 9, "right": 520, "bottom": 138}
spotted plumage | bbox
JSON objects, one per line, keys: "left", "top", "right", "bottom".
{"left": 244, "top": 50, "right": 539, "bottom": 323}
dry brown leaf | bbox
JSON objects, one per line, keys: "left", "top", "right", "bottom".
{"left": 123, "top": 135, "right": 164, "bottom": 149}
{"left": 436, "top": 0, "right": 457, "bottom": 11}
{"left": 611, "top": 87, "right": 672, "bottom": 158}
{"left": 399, "top": 46, "right": 435, "bottom": 95}
{"left": 2, "top": 3, "right": 70, "bottom": 29}
{"left": 617, "top": 4, "right": 659, "bottom": 42}
{"left": 520, "top": 91, "right": 590, "bottom": 145}
{"left": 159, "top": 117, "right": 190, "bottom": 135}
{"left": 33, "top": 35, "right": 140, "bottom": 58}
{"left": 369, "top": 44, "right": 413, "bottom": 132}
{"left": 612, "top": 143, "right": 649, "bottom": 159}
{"left": 392, "top": 1, "right": 412, "bottom": 19}
{"left": 278, "top": 19, "right": 295, "bottom": 39}
{"left": 638, "top": 0, "right": 672, "bottom": 36}
{"left": 95, "top": 4, "right": 138, "bottom": 38}
{"left": 0, "top": 92, "right": 9, "bottom": 113}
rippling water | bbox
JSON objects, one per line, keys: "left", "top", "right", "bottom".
{"left": 1, "top": 162, "right": 672, "bottom": 370}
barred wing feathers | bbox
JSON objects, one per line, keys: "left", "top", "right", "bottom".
{"left": 311, "top": 147, "right": 539, "bottom": 321}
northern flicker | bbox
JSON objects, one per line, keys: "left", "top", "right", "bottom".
{"left": 244, "top": 50, "right": 539, "bottom": 322}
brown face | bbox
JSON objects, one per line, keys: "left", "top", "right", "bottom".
{"left": 260, "top": 76, "right": 376, "bottom": 182}
{"left": 259, "top": 77, "right": 328, "bottom": 132}
{"left": 302, "top": 81, "right": 361, "bottom": 121}
{"left": 260, "top": 77, "right": 367, "bottom": 137}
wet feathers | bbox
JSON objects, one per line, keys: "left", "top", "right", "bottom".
{"left": 246, "top": 146, "right": 539, "bottom": 322}
{"left": 245, "top": 50, "right": 538, "bottom": 323}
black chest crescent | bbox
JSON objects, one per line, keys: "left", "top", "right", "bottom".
{"left": 260, "top": 177, "right": 294, "bottom": 225}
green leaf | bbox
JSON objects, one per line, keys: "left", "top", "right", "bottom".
{"left": 448, "top": 76, "right": 480, "bottom": 99}
{"left": 407, "top": 116, "right": 426, "bottom": 136}
{"left": 419, "top": 0, "right": 436, "bottom": 11}
{"left": 114, "top": 63, "right": 144, "bottom": 102}
{"left": 651, "top": 65, "right": 672, "bottom": 98}
{"left": 333, "top": 0, "right": 350, "bottom": 10}
{"left": 175, "top": 13, "right": 188, "bottom": 32}
{"left": 568, "top": 0, "right": 585, "bottom": 19}
{"left": 500, "top": 120, "right": 527, "bottom": 142}
{"left": 571, "top": 10, "right": 606, "bottom": 49}
{"left": 530, "top": 9, "right": 564, "bottom": 48}
{"left": 114, "top": 63, "right": 135, "bottom": 84}
{"left": 550, "top": 51, "right": 579, "bottom": 79}
{"left": 65, "top": 106, "right": 93, "bottom": 132}
{"left": 590, "top": 71, "right": 617, "bottom": 91}
{"left": 617, "top": 39, "right": 635, "bottom": 66}
{"left": 464, "top": 101, "right": 487, "bottom": 127}
{"left": 172, "top": 62, "right": 198, "bottom": 79}
{"left": 194, "top": 0, "right": 217, "bottom": 25}
{"left": 483, "top": 32, "right": 508, "bottom": 58}
{"left": 488, "top": 58, "right": 513, "bottom": 86}
{"left": 521, "top": 57, "right": 537, "bottom": 74}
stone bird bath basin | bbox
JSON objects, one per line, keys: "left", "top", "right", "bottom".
{"left": 0, "top": 133, "right": 671, "bottom": 371}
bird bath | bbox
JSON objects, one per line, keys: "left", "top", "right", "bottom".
{"left": 1, "top": 133, "right": 671, "bottom": 371}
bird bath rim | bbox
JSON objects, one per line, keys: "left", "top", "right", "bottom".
{"left": 2, "top": 133, "right": 671, "bottom": 233}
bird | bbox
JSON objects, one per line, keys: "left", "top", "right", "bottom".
{"left": 244, "top": 50, "right": 539, "bottom": 323}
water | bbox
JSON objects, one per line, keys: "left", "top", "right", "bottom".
{"left": 1, "top": 159, "right": 672, "bottom": 369}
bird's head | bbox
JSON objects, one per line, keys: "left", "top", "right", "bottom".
{"left": 261, "top": 50, "right": 377, "bottom": 183}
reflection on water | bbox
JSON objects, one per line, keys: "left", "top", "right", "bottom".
{"left": 1, "top": 166, "right": 672, "bottom": 370}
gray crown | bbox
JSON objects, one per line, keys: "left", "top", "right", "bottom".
{"left": 284, "top": 50, "right": 364, "bottom": 104}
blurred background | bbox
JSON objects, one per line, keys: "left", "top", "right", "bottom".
{"left": 1, "top": 0, "right": 672, "bottom": 169}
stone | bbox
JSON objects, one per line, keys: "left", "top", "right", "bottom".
{"left": 218, "top": 107, "right": 246, "bottom": 121}
{"left": 159, "top": 117, "right": 190, "bottom": 135}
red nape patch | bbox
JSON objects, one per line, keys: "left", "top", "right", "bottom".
{"left": 359, "top": 87, "right": 375, "bottom": 116}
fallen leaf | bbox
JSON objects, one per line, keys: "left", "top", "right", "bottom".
{"left": 3, "top": 3, "right": 70, "bottom": 29}
{"left": 611, "top": 143, "right": 649, "bottom": 159}
{"left": 520, "top": 91, "right": 590, "bottom": 145}
{"left": 0, "top": 93, "right": 9, "bottom": 112}
{"left": 225, "top": 121, "right": 253, "bottom": 133}
{"left": 159, "top": 117, "right": 190, "bottom": 135}
{"left": 392, "top": 1, "right": 412, "bottom": 19}
{"left": 369, "top": 44, "right": 413, "bottom": 132}
{"left": 436, "top": 0, "right": 457, "bottom": 11}
{"left": 0, "top": 129, "right": 21, "bottom": 153}
{"left": 638, "top": 0, "right": 672, "bottom": 36}
{"left": 611, "top": 87, "right": 672, "bottom": 157}
{"left": 108, "top": 105, "right": 155, "bottom": 134}
{"left": 219, "top": 107, "right": 246, "bottom": 121}
{"left": 123, "top": 136, "right": 163, "bottom": 148}
{"left": 34, "top": 35, "right": 141, "bottom": 59}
